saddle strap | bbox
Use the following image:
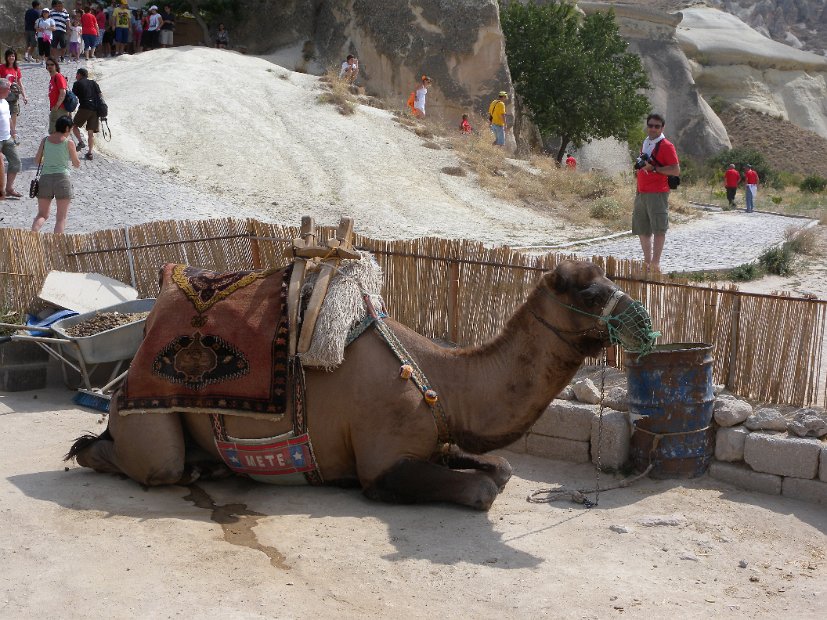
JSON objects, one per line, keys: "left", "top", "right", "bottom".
{"left": 363, "top": 295, "right": 452, "bottom": 445}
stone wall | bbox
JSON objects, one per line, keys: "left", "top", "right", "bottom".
{"left": 508, "top": 367, "right": 827, "bottom": 506}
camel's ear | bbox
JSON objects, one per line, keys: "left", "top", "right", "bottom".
{"left": 545, "top": 270, "right": 569, "bottom": 294}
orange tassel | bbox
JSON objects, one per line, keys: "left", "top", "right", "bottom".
{"left": 399, "top": 364, "right": 413, "bottom": 379}
{"left": 424, "top": 389, "right": 438, "bottom": 406}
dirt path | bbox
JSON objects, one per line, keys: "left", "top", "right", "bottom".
{"left": 1, "top": 387, "right": 824, "bottom": 618}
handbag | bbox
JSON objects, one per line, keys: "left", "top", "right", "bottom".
{"left": 30, "top": 160, "right": 43, "bottom": 199}
{"left": 5, "top": 82, "right": 20, "bottom": 104}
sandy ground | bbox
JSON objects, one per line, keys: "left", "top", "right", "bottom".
{"left": 2, "top": 47, "right": 827, "bottom": 618}
{"left": 0, "top": 386, "right": 824, "bottom": 619}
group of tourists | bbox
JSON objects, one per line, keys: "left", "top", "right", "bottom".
{"left": 1, "top": 46, "right": 103, "bottom": 233}
{"left": 24, "top": 1, "right": 177, "bottom": 63}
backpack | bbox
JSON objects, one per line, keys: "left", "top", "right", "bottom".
{"left": 91, "top": 81, "right": 107, "bottom": 119}
{"left": 63, "top": 89, "right": 79, "bottom": 113}
{"left": 95, "top": 94, "right": 108, "bottom": 120}
{"left": 650, "top": 139, "right": 681, "bottom": 190}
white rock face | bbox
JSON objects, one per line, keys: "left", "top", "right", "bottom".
{"left": 744, "top": 408, "right": 789, "bottom": 431}
{"left": 787, "top": 409, "right": 827, "bottom": 438}
{"left": 715, "top": 426, "right": 750, "bottom": 462}
{"left": 714, "top": 395, "right": 753, "bottom": 427}
{"left": 677, "top": 7, "right": 827, "bottom": 138}
{"left": 572, "top": 378, "right": 601, "bottom": 405}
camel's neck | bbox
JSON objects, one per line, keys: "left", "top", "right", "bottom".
{"left": 441, "top": 289, "right": 589, "bottom": 453}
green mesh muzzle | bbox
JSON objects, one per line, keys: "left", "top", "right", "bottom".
{"left": 600, "top": 299, "right": 660, "bottom": 358}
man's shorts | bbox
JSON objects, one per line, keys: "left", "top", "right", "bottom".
{"left": 49, "top": 107, "right": 71, "bottom": 134}
{"left": 7, "top": 99, "right": 20, "bottom": 116}
{"left": 25, "top": 31, "right": 37, "bottom": 48}
{"left": 73, "top": 108, "right": 99, "bottom": 132}
{"left": 632, "top": 192, "right": 669, "bottom": 235}
{"left": 490, "top": 123, "right": 505, "bottom": 146}
{"left": 53, "top": 30, "right": 67, "bottom": 50}
{"left": 114, "top": 27, "right": 129, "bottom": 44}
{"left": 82, "top": 33, "right": 97, "bottom": 49}
{"left": 159, "top": 30, "right": 173, "bottom": 46}
{"left": 38, "top": 173, "right": 74, "bottom": 200}
{"left": 0, "top": 138, "right": 21, "bottom": 173}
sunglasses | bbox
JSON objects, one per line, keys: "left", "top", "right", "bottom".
{"left": 647, "top": 123, "right": 662, "bottom": 128}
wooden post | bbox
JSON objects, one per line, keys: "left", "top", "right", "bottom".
{"left": 726, "top": 295, "right": 741, "bottom": 389}
{"left": 447, "top": 261, "right": 460, "bottom": 344}
{"left": 247, "top": 220, "right": 262, "bottom": 269}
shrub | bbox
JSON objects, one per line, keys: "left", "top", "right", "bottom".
{"left": 785, "top": 227, "right": 820, "bottom": 256}
{"left": 774, "top": 171, "right": 803, "bottom": 188}
{"left": 729, "top": 263, "right": 762, "bottom": 281}
{"left": 799, "top": 175, "right": 827, "bottom": 193}
{"left": 771, "top": 196, "right": 783, "bottom": 205}
{"left": 759, "top": 245, "right": 794, "bottom": 276}
{"left": 589, "top": 197, "right": 624, "bottom": 220}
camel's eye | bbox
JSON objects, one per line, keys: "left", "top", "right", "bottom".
{"left": 580, "top": 284, "right": 604, "bottom": 307}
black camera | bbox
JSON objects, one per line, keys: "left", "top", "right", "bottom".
{"left": 634, "top": 152, "right": 651, "bottom": 170}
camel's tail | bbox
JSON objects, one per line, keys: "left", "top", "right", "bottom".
{"left": 64, "top": 428, "right": 112, "bottom": 462}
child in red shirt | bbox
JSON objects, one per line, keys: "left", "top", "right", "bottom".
{"left": 459, "top": 113, "right": 472, "bottom": 133}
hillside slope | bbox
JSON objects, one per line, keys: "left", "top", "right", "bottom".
{"left": 719, "top": 106, "right": 827, "bottom": 178}
{"left": 94, "top": 48, "right": 596, "bottom": 246}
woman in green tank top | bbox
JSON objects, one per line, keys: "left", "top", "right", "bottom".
{"left": 32, "top": 114, "right": 80, "bottom": 233}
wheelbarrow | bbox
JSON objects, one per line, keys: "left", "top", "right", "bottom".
{"left": 0, "top": 298, "right": 155, "bottom": 410}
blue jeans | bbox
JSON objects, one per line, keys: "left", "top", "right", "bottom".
{"left": 490, "top": 124, "right": 505, "bottom": 146}
{"left": 745, "top": 185, "right": 756, "bottom": 212}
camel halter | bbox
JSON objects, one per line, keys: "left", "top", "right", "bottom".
{"left": 535, "top": 286, "right": 660, "bottom": 358}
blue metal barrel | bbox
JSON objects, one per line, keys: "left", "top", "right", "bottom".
{"left": 627, "top": 343, "right": 715, "bottom": 479}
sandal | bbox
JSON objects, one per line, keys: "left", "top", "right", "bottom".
{"left": 5, "top": 189, "right": 22, "bottom": 198}
{"left": 84, "top": 152, "right": 93, "bottom": 160}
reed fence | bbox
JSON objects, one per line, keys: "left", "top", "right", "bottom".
{"left": 1, "top": 218, "right": 824, "bottom": 407}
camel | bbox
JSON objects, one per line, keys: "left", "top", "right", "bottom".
{"left": 67, "top": 259, "right": 652, "bottom": 510}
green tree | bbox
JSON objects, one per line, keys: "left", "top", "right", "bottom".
{"left": 500, "top": 1, "right": 651, "bottom": 163}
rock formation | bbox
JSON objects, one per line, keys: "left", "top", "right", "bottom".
{"left": 677, "top": 7, "right": 827, "bottom": 139}
{"left": 246, "top": 1, "right": 517, "bottom": 139}
{"left": 708, "top": 0, "right": 827, "bottom": 55}
{"left": 580, "top": 2, "right": 731, "bottom": 160}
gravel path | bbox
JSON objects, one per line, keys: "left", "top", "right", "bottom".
{"left": 573, "top": 210, "right": 816, "bottom": 272}
{"left": 0, "top": 58, "right": 262, "bottom": 232}
{"left": 1, "top": 57, "right": 817, "bottom": 274}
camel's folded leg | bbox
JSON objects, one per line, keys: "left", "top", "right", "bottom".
{"left": 363, "top": 458, "right": 500, "bottom": 510}
{"left": 107, "top": 410, "right": 187, "bottom": 486}
{"left": 439, "top": 445, "right": 513, "bottom": 491}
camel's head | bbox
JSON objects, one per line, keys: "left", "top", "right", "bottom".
{"left": 539, "top": 260, "right": 657, "bottom": 356}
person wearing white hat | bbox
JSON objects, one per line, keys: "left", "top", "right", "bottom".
{"left": 145, "top": 5, "right": 162, "bottom": 50}
{"left": 35, "top": 7, "right": 56, "bottom": 64}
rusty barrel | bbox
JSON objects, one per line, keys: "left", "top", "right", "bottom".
{"left": 627, "top": 343, "right": 715, "bottom": 479}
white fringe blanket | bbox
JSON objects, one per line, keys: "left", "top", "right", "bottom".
{"left": 298, "top": 251, "right": 384, "bottom": 370}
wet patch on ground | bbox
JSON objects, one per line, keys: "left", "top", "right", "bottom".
{"left": 183, "top": 484, "right": 289, "bottom": 569}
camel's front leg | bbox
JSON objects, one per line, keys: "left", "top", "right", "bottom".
{"left": 440, "top": 445, "right": 513, "bottom": 491}
{"left": 363, "top": 458, "right": 500, "bottom": 510}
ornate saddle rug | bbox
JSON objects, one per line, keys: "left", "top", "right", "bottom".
{"left": 118, "top": 263, "right": 292, "bottom": 420}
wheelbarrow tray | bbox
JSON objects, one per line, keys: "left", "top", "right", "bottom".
{"left": 49, "top": 298, "right": 156, "bottom": 365}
